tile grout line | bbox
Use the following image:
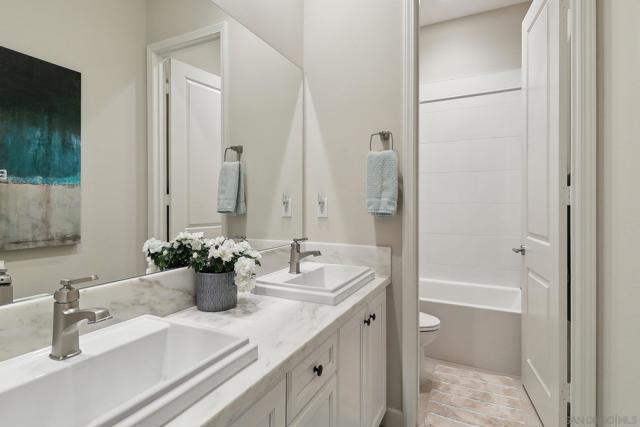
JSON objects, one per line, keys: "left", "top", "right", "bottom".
{"left": 430, "top": 400, "right": 526, "bottom": 426}
{"left": 433, "top": 376, "right": 523, "bottom": 399}
{"left": 430, "top": 388, "right": 527, "bottom": 415}
{"left": 434, "top": 368, "right": 520, "bottom": 387}
{"left": 427, "top": 412, "right": 480, "bottom": 427}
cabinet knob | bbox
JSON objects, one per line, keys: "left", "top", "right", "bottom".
{"left": 313, "top": 364, "right": 323, "bottom": 377}
{"left": 364, "top": 317, "right": 371, "bottom": 326}
{"left": 369, "top": 313, "right": 376, "bottom": 322}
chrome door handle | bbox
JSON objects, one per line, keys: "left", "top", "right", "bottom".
{"left": 512, "top": 245, "right": 526, "bottom": 255}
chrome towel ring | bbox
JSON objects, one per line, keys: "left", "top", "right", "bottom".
{"left": 369, "top": 131, "right": 394, "bottom": 151}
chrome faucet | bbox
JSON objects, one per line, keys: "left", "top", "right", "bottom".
{"left": 289, "top": 238, "right": 322, "bottom": 274}
{"left": 50, "top": 275, "right": 112, "bottom": 360}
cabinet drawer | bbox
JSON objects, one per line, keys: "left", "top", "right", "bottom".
{"left": 287, "top": 332, "right": 338, "bottom": 423}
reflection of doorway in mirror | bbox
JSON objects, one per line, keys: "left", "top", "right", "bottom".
{"left": 167, "top": 58, "right": 223, "bottom": 240}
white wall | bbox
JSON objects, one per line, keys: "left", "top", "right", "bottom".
{"left": 597, "top": 0, "right": 640, "bottom": 420}
{"left": 146, "top": 0, "right": 228, "bottom": 43}
{"left": 211, "top": 0, "right": 304, "bottom": 67}
{"left": 171, "top": 40, "right": 222, "bottom": 76}
{"left": 302, "top": 0, "right": 404, "bottom": 417}
{"left": 0, "top": 0, "right": 148, "bottom": 298}
{"left": 418, "top": 5, "right": 528, "bottom": 291}
{"left": 419, "top": 2, "right": 530, "bottom": 83}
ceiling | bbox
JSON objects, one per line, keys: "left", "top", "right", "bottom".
{"left": 420, "top": 0, "right": 530, "bottom": 26}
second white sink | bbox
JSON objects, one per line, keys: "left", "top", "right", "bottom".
{"left": 254, "top": 262, "right": 375, "bottom": 305}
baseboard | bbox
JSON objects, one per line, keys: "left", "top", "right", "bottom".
{"left": 381, "top": 407, "right": 403, "bottom": 427}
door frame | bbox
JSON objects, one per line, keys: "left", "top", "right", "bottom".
{"left": 569, "top": 0, "right": 597, "bottom": 423}
{"left": 146, "top": 23, "right": 228, "bottom": 240}
{"left": 401, "top": 0, "right": 597, "bottom": 425}
{"left": 401, "top": 0, "right": 419, "bottom": 426}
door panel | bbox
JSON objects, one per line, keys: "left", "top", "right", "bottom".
{"left": 169, "top": 58, "right": 223, "bottom": 239}
{"left": 337, "top": 309, "right": 365, "bottom": 427}
{"left": 363, "top": 292, "right": 386, "bottom": 427}
{"left": 521, "top": 0, "right": 569, "bottom": 426}
{"left": 231, "top": 379, "right": 286, "bottom": 427}
{"left": 289, "top": 376, "right": 337, "bottom": 427}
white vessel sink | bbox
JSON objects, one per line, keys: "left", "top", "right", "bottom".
{"left": 254, "top": 262, "right": 375, "bottom": 305}
{"left": 0, "top": 315, "right": 257, "bottom": 427}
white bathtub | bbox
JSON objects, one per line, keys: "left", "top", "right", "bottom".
{"left": 419, "top": 278, "right": 522, "bottom": 376}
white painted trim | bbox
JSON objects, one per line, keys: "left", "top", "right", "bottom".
{"left": 569, "top": 0, "right": 597, "bottom": 424}
{"left": 382, "top": 407, "right": 404, "bottom": 427}
{"left": 419, "top": 69, "right": 521, "bottom": 103}
{"left": 402, "top": 1, "right": 420, "bottom": 427}
{"left": 147, "top": 23, "right": 228, "bottom": 240}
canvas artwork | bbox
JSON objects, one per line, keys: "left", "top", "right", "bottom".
{"left": 0, "top": 46, "right": 81, "bottom": 250}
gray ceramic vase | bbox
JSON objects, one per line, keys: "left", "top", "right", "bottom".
{"left": 195, "top": 271, "right": 237, "bottom": 312}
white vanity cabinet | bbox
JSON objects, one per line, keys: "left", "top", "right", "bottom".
{"left": 231, "top": 379, "right": 286, "bottom": 427}
{"left": 337, "top": 291, "right": 387, "bottom": 427}
{"left": 230, "top": 290, "right": 387, "bottom": 427}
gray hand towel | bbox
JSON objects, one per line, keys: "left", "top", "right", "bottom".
{"left": 217, "top": 161, "right": 243, "bottom": 214}
{"left": 367, "top": 150, "right": 398, "bottom": 216}
{"left": 232, "top": 162, "right": 247, "bottom": 216}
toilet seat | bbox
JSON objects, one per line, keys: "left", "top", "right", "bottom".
{"left": 419, "top": 312, "right": 440, "bottom": 332}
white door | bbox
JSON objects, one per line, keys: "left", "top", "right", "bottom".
{"left": 168, "top": 58, "right": 223, "bottom": 239}
{"left": 520, "top": 0, "right": 569, "bottom": 425}
{"left": 363, "top": 292, "right": 386, "bottom": 427}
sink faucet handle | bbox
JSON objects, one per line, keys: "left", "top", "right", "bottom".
{"left": 55, "top": 275, "right": 99, "bottom": 304}
{"left": 293, "top": 237, "right": 308, "bottom": 244}
{"left": 60, "top": 275, "right": 99, "bottom": 288}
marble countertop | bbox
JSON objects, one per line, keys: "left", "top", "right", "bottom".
{"left": 163, "top": 275, "right": 391, "bottom": 427}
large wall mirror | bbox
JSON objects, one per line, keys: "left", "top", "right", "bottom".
{"left": 0, "top": 0, "right": 303, "bottom": 304}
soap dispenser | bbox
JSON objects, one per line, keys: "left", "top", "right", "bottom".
{"left": 0, "top": 261, "right": 13, "bottom": 306}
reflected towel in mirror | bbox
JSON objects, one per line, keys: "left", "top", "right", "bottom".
{"left": 217, "top": 162, "right": 246, "bottom": 215}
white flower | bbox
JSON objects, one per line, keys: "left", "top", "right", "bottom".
{"left": 145, "top": 257, "right": 159, "bottom": 274}
{"left": 143, "top": 238, "right": 168, "bottom": 255}
{"left": 173, "top": 231, "right": 204, "bottom": 250}
{"left": 235, "top": 274, "right": 254, "bottom": 293}
{"left": 175, "top": 231, "right": 204, "bottom": 242}
{"left": 246, "top": 249, "right": 261, "bottom": 260}
{"left": 207, "top": 239, "right": 234, "bottom": 262}
{"left": 234, "top": 240, "right": 252, "bottom": 254}
{"left": 234, "top": 256, "right": 258, "bottom": 292}
{"left": 234, "top": 256, "right": 256, "bottom": 276}
{"left": 219, "top": 240, "right": 236, "bottom": 262}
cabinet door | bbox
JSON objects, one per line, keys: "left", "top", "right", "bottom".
{"left": 337, "top": 308, "right": 366, "bottom": 427}
{"left": 289, "top": 375, "right": 337, "bottom": 427}
{"left": 363, "top": 292, "right": 387, "bottom": 427}
{"left": 232, "top": 379, "right": 286, "bottom": 427}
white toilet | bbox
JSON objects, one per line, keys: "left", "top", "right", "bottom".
{"left": 419, "top": 312, "right": 440, "bottom": 348}
{"left": 419, "top": 312, "right": 441, "bottom": 385}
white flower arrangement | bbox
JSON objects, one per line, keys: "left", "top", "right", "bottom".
{"left": 143, "top": 234, "right": 261, "bottom": 292}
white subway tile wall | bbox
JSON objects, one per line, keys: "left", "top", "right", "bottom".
{"left": 419, "top": 87, "right": 522, "bottom": 289}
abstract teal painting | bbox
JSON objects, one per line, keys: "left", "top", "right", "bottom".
{"left": 0, "top": 46, "right": 81, "bottom": 250}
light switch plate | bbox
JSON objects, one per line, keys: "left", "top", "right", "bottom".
{"left": 282, "top": 195, "right": 292, "bottom": 218}
{"left": 316, "top": 195, "right": 328, "bottom": 218}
